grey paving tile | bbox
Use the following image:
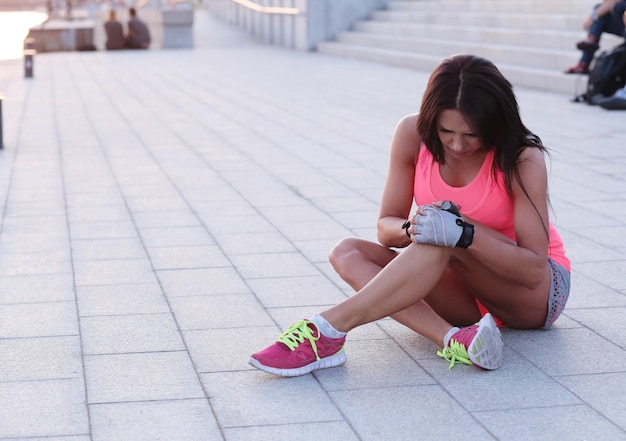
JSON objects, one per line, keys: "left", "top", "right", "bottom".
{"left": 293, "top": 238, "right": 345, "bottom": 263}
{"left": 216, "top": 231, "right": 296, "bottom": 256}
{"left": 565, "top": 271, "right": 626, "bottom": 309}
{"left": 0, "top": 274, "right": 75, "bottom": 304}
{"left": 315, "top": 338, "right": 436, "bottom": 391}
{"left": 246, "top": 275, "right": 348, "bottom": 308}
{"left": 223, "top": 422, "right": 359, "bottom": 441}
{"left": 0, "top": 233, "right": 69, "bottom": 253}
{"left": 67, "top": 204, "right": 132, "bottom": 223}
{"left": 229, "top": 252, "right": 321, "bottom": 279}
{"left": 0, "top": 379, "right": 88, "bottom": 439}
{"left": 0, "top": 336, "right": 82, "bottom": 382}
{"left": 70, "top": 238, "right": 148, "bottom": 261}
{"left": 131, "top": 209, "right": 202, "bottom": 229}
{"left": 505, "top": 328, "right": 626, "bottom": 376}
{"left": 200, "top": 371, "right": 343, "bottom": 427}
{"left": 76, "top": 284, "right": 170, "bottom": 316}
{"left": 330, "top": 386, "right": 494, "bottom": 441}
{"left": 80, "top": 313, "right": 184, "bottom": 355}
{"left": 565, "top": 306, "right": 626, "bottom": 349}
{"left": 147, "top": 244, "right": 230, "bottom": 270}
{"left": 69, "top": 220, "right": 138, "bottom": 240}
{"left": 73, "top": 259, "right": 158, "bottom": 286}
{"left": 558, "top": 372, "right": 626, "bottom": 432}
{"left": 169, "top": 293, "right": 273, "bottom": 330}
{"left": 0, "top": 436, "right": 91, "bottom": 440}
{"left": 90, "top": 399, "right": 221, "bottom": 441}
{"left": 125, "top": 196, "right": 191, "bottom": 212}
{"left": 65, "top": 191, "right": 126, "bottom": 208}
{"left": 0, "top": 250, "right": 72, "bottom": 277}
{"left": 184, "top": 326, "right": 280, "bottom": 373}
{"left": 473, "top": 405, "right": 626, "bottom": 441}
{"left": 420, "top": 351, "right": 581, "bottom": 411}
{"left": 139, "top": 226, "right": 215, "bottom": 248}
{"left": 198, "top": 212, "right": 277, "bottom": 236}
{"left": 157, "top": 267, "right": 249, "bottom": 297}
{"left": 575, "top": 261, "right": 626, "bottom": 290}
{"left": 0, "top": 302, "right": 78, "bottom": 338}
{"left": 1, "top": 214, "right": 68, "bottom": 234}
{"left": 84, "top": 352, "right": 205, "bottom": 404}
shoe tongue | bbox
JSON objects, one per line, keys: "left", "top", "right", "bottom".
{"left": 276, "top": 341, "right": 291, "bottom": 351}
{"left": 452, "top": 325, "right": 477, "bottom": 347}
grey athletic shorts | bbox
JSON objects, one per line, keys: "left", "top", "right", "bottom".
{"left": 543, "top": 258, "right": 571, "bottom": 330}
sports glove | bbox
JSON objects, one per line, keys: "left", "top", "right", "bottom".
{"left": 412, "top": 201, "right": 474, "bottom": 248}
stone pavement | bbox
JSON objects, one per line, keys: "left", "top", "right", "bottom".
{"left": 1, "top": 9, "right": 626, "bottom": 441}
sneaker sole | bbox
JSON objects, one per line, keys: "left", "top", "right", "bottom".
{"left": 248, "top": 350, "right": 347, "bottom": 377}
{"left": 467, "top": 313, "right": 504, "bottom": 370}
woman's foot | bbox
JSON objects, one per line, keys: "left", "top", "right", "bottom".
{"left": 249, "top": 319, "right": 347, "bottom": 376}
{"left": 437, "top": 313, "right": 504, "bottom": 370}
{"left": 564, "top": 62, "right": 589, "bottom": 74}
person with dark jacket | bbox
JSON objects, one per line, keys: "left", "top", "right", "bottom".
{"left": 125, "top": 7, "right": 151, "bottom": 49}
{"left": 565, "top": 0, "right": 626, "bottom": 74}
{"left": 104, "top": 9, "right": 125, "bottom": 50}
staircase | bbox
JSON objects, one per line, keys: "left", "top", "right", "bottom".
{"left": 317, "top": 0, "right": 625, "bottom": 95}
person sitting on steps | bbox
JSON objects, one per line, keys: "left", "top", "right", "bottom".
{"left": 566, "top": 0, "right": 626, "bottom": 74}
{"left": 104, "top": 9, "right": 125, "bottom": 50}
{"left": 125, "top": 7, "right": 151, "bottom": 50}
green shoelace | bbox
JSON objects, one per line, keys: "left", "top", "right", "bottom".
{"left": 437, "top": 339, "right": 472, "bottom": 370}
{"left": 277, "top": 320, "right": 321, "bottom": 360}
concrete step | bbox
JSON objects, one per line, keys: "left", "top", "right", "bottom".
{"left": 388, "top": 0, "right": 598, "bottom": 14}
{"left": 333, "top": 32, "right": 580, "bottom": 70}
{"left": 316, "top": 0, "right": 624, "bottom": 95}
{"left": 353, "top": 21, "right": 582, "bottom": 50}
{"left": 317, "top": 41, "right": 589, "bottom": 95}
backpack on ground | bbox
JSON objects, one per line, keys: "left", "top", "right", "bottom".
{"left": 582, "top": 43, "right": 626, "bottom": 104}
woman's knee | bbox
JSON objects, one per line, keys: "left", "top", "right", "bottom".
{"left": 328, "top": 237, "right": 363, "bottom": 272}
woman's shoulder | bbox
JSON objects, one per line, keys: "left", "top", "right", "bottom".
{"left": 396, "top": 113, "right": 419, "bottom": 131}
{"left": 518, "top": 145, "right": 546, "bottom": 166}
{"left": 390, "top": 113, "right": 421, "bottom": 164}
{"left": 392, "top": 113, "right": 421, "bottom": 145}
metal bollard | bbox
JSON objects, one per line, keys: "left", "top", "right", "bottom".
{"left": 24, "top": 49, "right": 36, "bottom": 78}
{"left": 0, "top": 93, "right": 3, "bottom": 149}
{"left": 24, "top": 38, "right": 36, "bottom": 79}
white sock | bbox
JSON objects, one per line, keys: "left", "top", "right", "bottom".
{"left": 443, "top": 327, "right": 460, "bottom": 347}
{"left": 310, "top": 314, "right": 346, "bottom": 339}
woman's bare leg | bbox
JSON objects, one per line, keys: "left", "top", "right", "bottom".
{"left": 329, "top": 237, "right": 480, "bottom": 345}
{"left": 325, "top": 239, "right": 463, "bottom": 339}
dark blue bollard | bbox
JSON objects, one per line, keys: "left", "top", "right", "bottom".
{"left": 24, "top": 50, "right": 35, "bottom": 78}
{"left": 24, "top": 38, "right": 36, "bottom": 79}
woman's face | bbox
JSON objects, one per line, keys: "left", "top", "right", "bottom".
{"left": 437, "top": 109, "right": 483, "bottom": 160}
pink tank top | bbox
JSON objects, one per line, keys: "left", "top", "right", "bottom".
{"left": 414, "top": 146, "right": 570, "bottom": 271}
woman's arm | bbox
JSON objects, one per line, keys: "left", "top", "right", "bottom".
{"left": 463, "top": 147, "right": 550, "bottom": 289}
{"left": 377, "top": 114, "right": 421, "bottom": 248}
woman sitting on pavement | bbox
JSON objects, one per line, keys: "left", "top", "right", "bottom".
{"left": 249, "top": 54, "right": 571, "bottom": 377}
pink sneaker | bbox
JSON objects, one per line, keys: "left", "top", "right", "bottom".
{"left": 249, "top": 319, "right": 347, "bottom": 377}
{"left": 437, "top": 313, "right": 504, "bottom": 370}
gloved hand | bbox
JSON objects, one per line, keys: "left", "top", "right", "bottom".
{"left": 411, "top": 201, "right": 474, "bottom": 248}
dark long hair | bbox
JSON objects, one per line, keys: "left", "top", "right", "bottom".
{"left": 416, "top": 54, "right": 546, "bottom": 197}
